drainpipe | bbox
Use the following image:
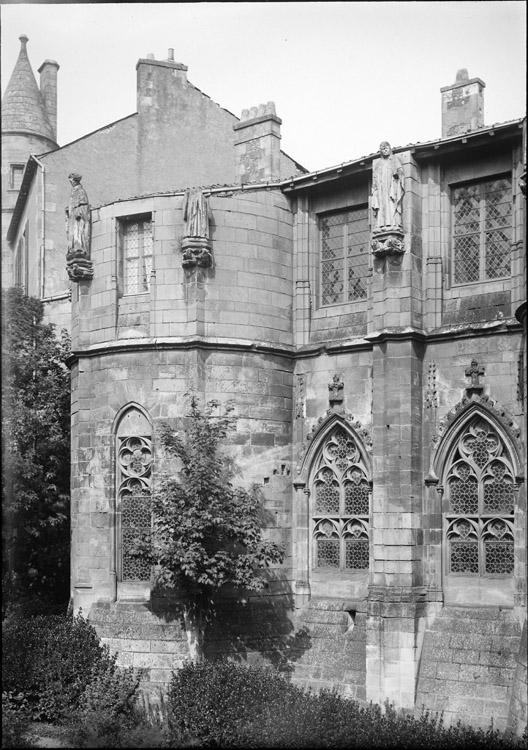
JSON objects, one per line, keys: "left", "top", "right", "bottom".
{"left": 31, "top": 154, "right": 46, "bottom": 299}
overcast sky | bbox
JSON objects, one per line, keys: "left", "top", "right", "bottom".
{"left": 1, "top": 1, "right": 526, "bottom": 172}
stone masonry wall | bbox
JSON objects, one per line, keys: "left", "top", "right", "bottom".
{"left": 416, "top": 606, "right": 522, "bottom": 732}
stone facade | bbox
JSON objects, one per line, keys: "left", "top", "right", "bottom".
{"left": 2, "top": 42, "right": 527, "bottom": 735}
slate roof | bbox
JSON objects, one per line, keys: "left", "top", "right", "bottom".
{"left": 1, "top": 35, "right": 56, "bottom": 143}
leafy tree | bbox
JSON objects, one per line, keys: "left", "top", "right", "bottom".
{"left": 131, "top": 396, "right": 284, "bottom": 661}
{"left": 2, "top": 287, "right": 71, "bottom": 612}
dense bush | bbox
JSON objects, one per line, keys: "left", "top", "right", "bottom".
{"left": 2, "top": 611, "right": 117, "bottom": 721}
{"left": 1, "top": 692, "right": 35, "bottom": 748}
{"left": 167, "top": 660, "right": 525, "bottom": 748}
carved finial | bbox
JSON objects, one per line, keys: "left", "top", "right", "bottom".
{"left": 167, "top": 48, "right": 174, "bottom": 61}
{"left": 455, "top": 68, "right": 469, "bottom": 83}
{"left": 19, "top": 34, "right": 29, "bottom": 47}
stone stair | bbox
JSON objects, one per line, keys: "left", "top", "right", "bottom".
{"left": 415, "top": 605, "right": 522, "bottom": 732}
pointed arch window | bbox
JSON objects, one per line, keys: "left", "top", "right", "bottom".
{"left": 444, "top": 416, "right": 515, "bottom": 576}
{"left": 312, "top": 426, "right": 371, "bottom": 570}
{"left": 116, "top": 407, "right": 153, "bottom": 582}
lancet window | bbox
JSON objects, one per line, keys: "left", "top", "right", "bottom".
{"left": 116, "top": 408, "right": 153, "bottom": 581}
{"left": 312, "top": 426, "right": 370, "bottom": 570}
{"left": 444, "top": 416, "right": 515, "bottom": 576}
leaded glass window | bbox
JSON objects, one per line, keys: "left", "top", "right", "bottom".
{"left": 117, "top": 432, "right": 153, "bottom": 581}
{"left": 452, "top": 177, "right": 512, "bottom": 285}
{"left": 444, "top": 416, "right": 515, "bottom": 576}
{"left": 312, "top": 427, "right": 370, "bottom": 570}
{"left": 320, "top": 207, "right": 369, "bottom": 306}
{"left": 121, "top": 216, "right": 153, "bottom": 294}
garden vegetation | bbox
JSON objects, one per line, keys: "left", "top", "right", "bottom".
{"left": 2, "top": 612, "right": 526, "bottom": 749}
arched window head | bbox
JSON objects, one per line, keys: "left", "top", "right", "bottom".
{"left": 115, "top": 406, "right": 153, "bottom": 582}
{"left": 311, "top": 426, "right": 370, "bottom": 571}
{"left": 444, "top": 415, "right": 515, "bottom": 577}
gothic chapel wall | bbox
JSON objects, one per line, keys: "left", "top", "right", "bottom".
{"left": 2, "top": 38, "right": 526, "bottom": 734}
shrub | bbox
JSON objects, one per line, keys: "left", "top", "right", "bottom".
{"left": 167, "top": 659, "right": 304, "bottom": 747}
{"left": 2, "top": 611, "right": 117, "bottom": 721}
{"left": 166, "top": 660, "right": 526, "bottom": 749}
{"left": 1, "top": 692, "right": 35, "bottom": 748}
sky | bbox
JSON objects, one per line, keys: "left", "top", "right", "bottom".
{"left": 1, "top": 1, "right": 526, "bottom": 172}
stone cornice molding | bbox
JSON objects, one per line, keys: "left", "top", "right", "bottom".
{"left": 65, "top": 336, "right": 296, "bottom": 367}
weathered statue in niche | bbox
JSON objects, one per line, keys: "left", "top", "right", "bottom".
{"left": 65, "top": 172, "right": 94, "bottom": 281}
{"left": 371, "top": 141, "right": 405, "bottom": 231}
{"left": 181, "top": 188, "right": 213, "bottom": 268}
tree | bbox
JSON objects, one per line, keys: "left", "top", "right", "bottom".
{"left": 1, "top": 287, "right": 71, "bottom": 612}
{"left": 131, "top": 396, "right": 285, "bottom": 661}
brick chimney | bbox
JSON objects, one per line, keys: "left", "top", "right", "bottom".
{"left": 441, "top": 68, "right": 485, "bottom": 138}
{"left": 136, "top": 50, "right": 188, "bottom": 113}
{"left": 233, "top": 102, "right": 282, "bottom": 184}
{"left": 38, "top": 59, "right": 59, "bottom": 142}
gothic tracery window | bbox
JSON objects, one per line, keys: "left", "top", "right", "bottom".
{"left": 444, "top": 416, "right": 515, "bottom": 576}
{"left": 116, "top": 408, "right": 153, "bottom": 582}
{"left": 312, "top": 427, "right": 370, "bottom": 571}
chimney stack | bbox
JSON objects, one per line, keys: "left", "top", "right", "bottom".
{"left": 38, "top": 59, "right": 60, "bottom": 142}
{"left": 441, "top": 68, "right": 485, "bottom": 138}
{"left": 233, "top": 101, "right": 282, "bottom": 184}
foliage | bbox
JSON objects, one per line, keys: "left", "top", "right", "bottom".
{"left": 64, "top": 665, "right": 169, "bottom": 748}
{"left": 2, "top": 611, "right": 117, "bottom": 722}
{"left": 130, "top": 396, "right": 284, "bottom": 658}
{"left": 1, "top": 691, "right": 36, "bottom": 748}
{"left": 166, "top": 660, "right": 526, "bottom": 748}
{"left": 1, "top": 287, "right": 71, "bottom": 611}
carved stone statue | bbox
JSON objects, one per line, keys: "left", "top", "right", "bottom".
{"left": 183, "top": 188, "right": 211, "bottom": 239}
{"left": 181, "top": 188, "right": 213, "bottom": 269}
{"left": 65, "top": 173, "right": 93, "bottom": 281}
{"left": 371, "top": 142, "right": 405, "bottom": 231}
{"left": 66, "top": 173, "right": 91, "bottom": 255}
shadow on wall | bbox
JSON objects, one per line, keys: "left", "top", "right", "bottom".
{"left": 148, "top": 583, "right": 312, "bottom": 675}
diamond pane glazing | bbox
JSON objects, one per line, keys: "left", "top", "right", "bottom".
{"left": 454, "top": 235, "right": 479, "bottom": 283}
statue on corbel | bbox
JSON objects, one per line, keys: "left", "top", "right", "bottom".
{"left": 181, "top": 188, "right": 213, "bottom": 268}
{"left": 65, "top": 173, "right": 94, "bottom": 281}
{"left": 371, "top": 141, "right": 405, "bottom": 258}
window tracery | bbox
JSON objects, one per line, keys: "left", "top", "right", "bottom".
{"left": 444, "top": 416, "right": 515, "bottom": 576}
{"left": 312, "top": 427, "right": 370, "bottom": 571}
{"left": 117, "top": 424, "right": 153, "bottom": 582}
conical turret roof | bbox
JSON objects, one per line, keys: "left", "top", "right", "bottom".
{"left": 1, "top": 34, "right": 56, "bottom": 143}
